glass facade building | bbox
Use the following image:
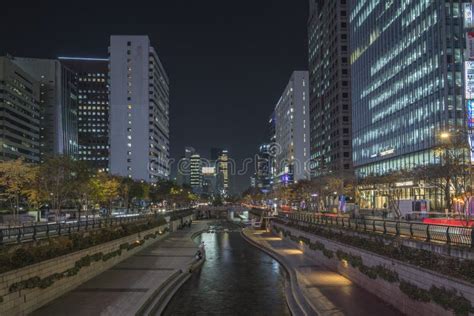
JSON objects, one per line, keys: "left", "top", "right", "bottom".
{"left": 351, "top": 0, "right": 469, "bottom": 179}
{"left": 308, "top": 0, "right": 353, "bottom": 178}
{"left": 59, "top": 57, "right": 109, "bottom": 172}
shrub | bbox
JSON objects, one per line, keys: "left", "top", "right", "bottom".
{"left": 322, "top": 249, "right": 334, "bottom": 259}
{"left": 374, "top": 265, "right": 399, "bottom": 283}
{"left": 429, "top": 286, "right": 473, "bottom": 316}
{"left": 275, "top": 219, "right": 474, "bottom": 284}
{"left": 399, "top": 281, "right": 431, "bottom": 302}
{"left": 0, "top": 217, "right": 168, "bottom": 274}
{"left": 359, "top": 265, "right": 377, "bottom": 279}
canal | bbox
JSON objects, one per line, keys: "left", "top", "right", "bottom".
{"left": 163, "top": 221, "right": 291, "bottom": 315}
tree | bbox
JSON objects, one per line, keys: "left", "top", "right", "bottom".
{"left": 90, "top": 172, "right": 120, "bottom": 215}
{"left": 359, "top": 171, "right": 411, "bottom": 218}
{"left": 36, "top": 156, "right": 87, "bottom": 219}
{"left": 0, "top": 159, "right": 37, "bottom": 221}
{"left": 414, "top": 141, "right": 470, "bottom": 213}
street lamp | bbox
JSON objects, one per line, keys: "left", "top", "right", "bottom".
{"left": 440, "top": 132, "right": 451, "bottom": 140}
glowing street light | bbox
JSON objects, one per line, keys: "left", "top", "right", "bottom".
{"left": 440, "top": 132, "right": 451, "bottom": 139}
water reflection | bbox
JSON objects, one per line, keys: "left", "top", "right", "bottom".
{"left": 163, "top": 223, "right": 290, "bottom": 316}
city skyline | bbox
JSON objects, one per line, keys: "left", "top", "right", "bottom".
{"left": 2, "top": 1, "right": 474, "bottom": 316}
{"left": 0, "top": 1, "right": 309, "bottom": 193}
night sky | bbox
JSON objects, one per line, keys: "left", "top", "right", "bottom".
{"left": 0, "top": 1, "right": 309, "bottom": 193}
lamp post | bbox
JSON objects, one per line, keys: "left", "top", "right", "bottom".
{"left": 438, "top": 130, "right": 473, "bottom": 220}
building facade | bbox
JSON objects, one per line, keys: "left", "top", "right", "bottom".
{"left": 308, "top": 0, "right": 352, "bottom": 178}
{"left": 0, "top": 56, "right": 41, "bottom": 162}
{"left": 350, "top": 0, "right": 470, "bottom": 208}
{"left": 202, "top": 166, "right": 217, "bottom": 196}
{"left": 274, "top": 71, "right": 310, "bottom": 185}
{"left": 59, "top": 57, "right": 109, "bottom": 171}
{"left": 190, "top": 153, "right": 202, "bottom": 193}
{"left": 177, "top": 146, "right": 196, "bottom": 186}
{"left": 13, "top": 57, "right": 79, "bottom": 159}
{"left": 256, "top": 144, "right": 272, "bottom": 193}
{"left": 211, "top": 148, "right": 231, "bottom": 196}
{"left": 109, "top": 35, "right": 170, "bottom": 182}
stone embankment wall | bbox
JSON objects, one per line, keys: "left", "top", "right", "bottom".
{"left": 273, "top": 222, "right": 474, "bottom": 316}
{"left": 0, "top": 214, "right": 194, "bottom": 315}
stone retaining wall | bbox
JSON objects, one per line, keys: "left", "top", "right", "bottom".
{"left": 273, "top": 222, "right": 474, "bottom": 316}
{"left": 0, "top": 224, "right": 169, "bottom": 316}
{"left": 169, "top": 215, "right": 194, "bottom": 232}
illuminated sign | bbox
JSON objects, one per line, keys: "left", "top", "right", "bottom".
{"left": 467, "top": 32, "right": 474, "bottom": 60}
{"left": 465, "top": 61, "right": 474, "bottom": 99}
{"left": 379, "top": 148, "right": 395, "bottom": 157}
{"left": 469, "top": 133, "right": 474, "bottom": 163}
{"left": 469, "top": 100, "right": 474, "bottom": 128}
{"left": 202, "top": 167, "right": 216, "bottom": 175}
{"left": 465, "top": 4, "right": 474, "bottom": 28}
{"left": 395, "top": 181, "right": 414, "bottom": 187}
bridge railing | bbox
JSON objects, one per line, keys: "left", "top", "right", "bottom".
{"left": 283, "top": 212, "right": 473, "bottom": 247}
{"left": 0, "top": 208, "right": 195, "bottom": 245}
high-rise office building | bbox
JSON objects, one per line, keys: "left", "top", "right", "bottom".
{"left": 59, "top": 57, "right": 109, "bottom": 171}
{"left": 274, "top": 71, "right": 310, "bottom": 185}
{"left": 0, "top": 56, "right": 41, "bottom": 162}
{"left": 350, "top": 0, "right": 468, "bottom": 208}
{"left": 211, "top": 148, "right": 230, "bottom": 196}
{"left": 177, "top": 146, "right": 195, "bottom": 186}
{"left": 256, "top": 144, "right": 272, "bottom": 193}
{"left": 202, "top": 166, "right": 217, "bottom": 196}
{"left": 109, "top": 35, "right": 170, "bottom": 182}
{"left": 13, "top": 57, "right": 79, "bottom": 159}
{"left": 190, "top": 153, "right": 202, "bottom": 193}
{"left": 308, "top": 0, "right": 352, "bottom": 178}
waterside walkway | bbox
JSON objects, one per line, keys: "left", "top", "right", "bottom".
{"left": 33, "top": 221, "right": 208, "bottom": 316}
{"left": 242, "top": 228, "right": 401, "bottom": 316}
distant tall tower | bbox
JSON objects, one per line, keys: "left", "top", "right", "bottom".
{"left": 109, "top": 35, "right": 170, "bottom": 182}
{"left": 13, "top": 57, "right": 79, "bottom": 159}
{"left": 177, "top": 146, "right": 195, "bottom": 186}
{"left": 190, "top": 153, "right": 202, "bottom": 193}
{"left": 216, "top": 149, "right": 230, "bottom": 196}
{"left": 59, "top": 57, "right": 109, "bottom": 171}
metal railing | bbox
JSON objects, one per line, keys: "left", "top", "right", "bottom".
{"left": 283, "top": 212, "right": 474, "bottom": 247}
{"left": 0, "top": 208, "right": 195, "bottom": 245}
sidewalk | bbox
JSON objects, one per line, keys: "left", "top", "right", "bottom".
{"left": 243, "top": 228, "right": 401, "bottom": 316}
{"left": 32, "top": 221, "right": 208, "bottom": 316}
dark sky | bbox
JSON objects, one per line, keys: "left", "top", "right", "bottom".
{"left": 0, "top": 1, "right": 309, "bottom": 194}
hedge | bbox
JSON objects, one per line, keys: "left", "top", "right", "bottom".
{"left": 0, "top": 217, "right": 167, "bottom": 274}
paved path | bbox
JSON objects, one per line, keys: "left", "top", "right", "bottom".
{"left": 33, "top": 221, "right": 208, "bottom": 316}
{"left": 243, "top": 229, "right": 402, "bottom": 316}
